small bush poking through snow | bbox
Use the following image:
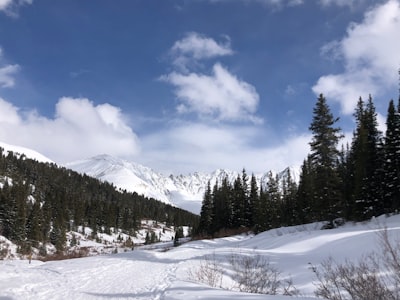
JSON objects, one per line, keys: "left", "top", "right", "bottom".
{"left": 188, "top": 253, "right": 223, "bottom": 288}
{"left": 312, "top": 228, "right": 400, "bottom": 300}
{"left": 189, "top": 251, "right": 299, "bottom": 296}
{"left": 229, "top": 253, "right": 299, "bottom": 295}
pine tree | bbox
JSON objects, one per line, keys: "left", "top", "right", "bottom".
{"left": 348, "top": 96, "right": 384, "bottom": 220}
{"left": 198, "top": 181, "right": 213, "bottom": 235}
{"left": 266, "top": 171, "right": 281, "bottom": 228}
{"left": 295, "top": 157, "right": 315, "bottom": 224}
{"left": 308, "top": 94, "right": 343, "bottom": 222}
{"left": 383, "top": 99, "right": 400, "bottom": 212}
{"left": 364, "top": 96, "right": 384, "bottom": 216}
{"left": 232, "top": 174, "right": 246, "bottom": 228}
{"left": 280, "top": 168, "right": 298, "bottom": 226}
{"left": 248, "top": 174, "right": 258, "bottom": 229}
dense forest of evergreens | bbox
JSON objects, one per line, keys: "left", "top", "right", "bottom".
{"left": 198, "top": 94, "right": 400, "bottom": 237}
{"left": 0, "top": 150, "right": 198, "bottom": 253}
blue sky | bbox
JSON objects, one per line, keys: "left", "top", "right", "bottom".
{"left": 0, "top": 0, "right": 399, "bottom": 174}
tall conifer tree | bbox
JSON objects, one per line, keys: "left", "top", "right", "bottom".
{"left": 308, "top": 94, "right": 343, "bottom": 222}
{"left": 383, "top": 99, "right": 400, "bottom": 212}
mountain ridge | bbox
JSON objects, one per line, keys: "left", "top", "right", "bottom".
{"left": 0, "top": 141, "right": 300, "bottom": 215}
{"left": 66, "top": 154, "right": 300, "bottom": 214}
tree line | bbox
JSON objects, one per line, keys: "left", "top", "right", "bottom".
{"left": 0, "top": 150, "right": 199, "bottom": 254}
{"left": 198, "top": 94, "right": 400, "bottom": 236}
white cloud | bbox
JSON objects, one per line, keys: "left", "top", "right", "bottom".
{"left": 0, "top": 97, "right": 309, "bottom": 174}
{"left": 0, "top": 0, "right": 32, "bottom": 16}
{"left": 0, "top": 0, "right": 13, "bottom": 10}
{"left": 319, "top": 0, "right": 364, "bottom": 7}
{"left": 313, "top": 0, "right": 400, "bottom": 114}
{"left": 0, "top": 98, "right": 20, "bottom": 124}
{"left": 0, "top": 47, "right": 20, "bottom": 88}
{"left": 0, "top": 97, "right": 140, "bottom": 163}
{"left": 171, "top": 32, "right": 233, "bottom": 71}
{"left": 210, "top": 0, "right": 303, "bottom": 9}
{"left": 141, "top": 121, "right": 310, "bottom": 174}
{"left": 162, "top": 63, "right": 261, "bottom": 123}
{"left": 172, "top": 32, "right": 233, "bottom": 60}
{"left": 0, "top": 64, "right": 20, "bottom": 88}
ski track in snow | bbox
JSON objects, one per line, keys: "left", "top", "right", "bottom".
{"left": 0, "top": 251, "right": 180, "bottom": 300}
{"left": 2, "top": 215, "right": 400, "bottom": 299}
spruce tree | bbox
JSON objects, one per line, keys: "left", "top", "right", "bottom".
{"left": 265, "top": 171, "right": 280, "bottom": 229}
{"left": 248, "top": 174, "right": 258, "bottom": 229}
{"left": 308, "top": 94, "right": 343, "bottom": 222}
{"left": 383, "top": 99, "right": 400, "bottom": 212}
{"left": 295, "top": 157, "right": 315, "bottom": 224}
{"left": 281, "top": 168, "right": 297, "bottom": 226}
{"left": 198, "top": 181, "right": 213, "bottom": 235}
{"left": 348, "top": 96, "right": 383, "bottom": 220}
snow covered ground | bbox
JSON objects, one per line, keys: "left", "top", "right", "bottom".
{"left": 1, "top": 214, "right": 400, "bottom": 300}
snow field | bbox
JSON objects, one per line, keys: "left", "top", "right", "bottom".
{"left": 1, "top": 214, "right": 400, "bottom": 299}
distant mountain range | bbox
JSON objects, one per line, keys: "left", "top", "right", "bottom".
{"left": 0, "top": 141, "right": 299, "bottom": 214}
{"left": 66, "top": 155, "right": 300, "bottom": 214}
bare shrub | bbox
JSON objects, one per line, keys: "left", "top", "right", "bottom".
{"left": 229, "top": 253, "right": 298, "bottom": 295}
{"left": 378, "top": 227, "right": 400, "bottom": 293}
{"left": 189, "top": 251, "right": 298, "bottom": 296}
{"left": 312, "top": 257, "right": 394, "bottom": 300}
{"left": 313, "top": 227, "right": 400, "bottom": 300}
{"left": 40, "top": 247, "right": 90, "bottom": 261}
{"left": 188, "top": 253, "right": 223, "bottom": 288}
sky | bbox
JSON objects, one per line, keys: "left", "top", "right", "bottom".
{"left": 0, "top": 0, "right": 399, "bottom": 175}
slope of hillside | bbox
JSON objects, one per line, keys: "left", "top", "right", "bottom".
{"left": 1, "top": 214, "right": 398, "bottom": 299}
{"left": 0, "top": 141, "right": 53, "bottom": 164}
{"left": 67, "top": 154, "right": 300, "bottom": 214}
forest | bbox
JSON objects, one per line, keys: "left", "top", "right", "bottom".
{"left": 0, "top": 150, "right": 199, "bottom": 254}
{"left": 198, "top": 94, "right": 400, "bottom": 237}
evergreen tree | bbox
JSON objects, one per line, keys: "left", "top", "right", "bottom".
{"left": 337, "top": 143, "right": 352, "bottom": 219}
{"left": 383, "top": 99, "right": 400, "bottom": 212}
{"left": 280, "top": 168, "right": 297, "bottom": 226}
{"left": 295, "top": 157, "right": 315, "bottom": 224}
{"left": 26, "top": 201, "right": 44, "bottom": 245}
{"left": 348, "top": 96, "right": 384, "bottom": 220}
{"left": 248, "top": 174, "right": 258, "bottom": 229}
{"left": 265, "top": 171, "right": 281, "bottom": 228}
{"left": 198, "top": 181, "right": 213, "bottom": 235}
{"left": 308, "top": 94, "right": 343, "bottom": 222}
{"left": 232, "top": 174, "right": 245, "bottom": 228}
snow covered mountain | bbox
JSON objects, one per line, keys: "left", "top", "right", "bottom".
{"left": 0, "top": 141, "right": 300, "bottom": 214}
{"left": 0, "top": 141, "right": 53, "bottom": 164}
{"left": 66, "top": 154, "right": 300, "bottom": 214}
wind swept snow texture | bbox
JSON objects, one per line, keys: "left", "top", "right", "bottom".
{"left": 2, "top": 214, "right": 400, "bottom": 299}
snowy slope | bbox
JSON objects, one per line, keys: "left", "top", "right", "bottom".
{"left": 1, "top": 214, "right": 399, "bottom": 299}
{"left": 0, "top": 141, "right": 53, "bottom": 164}
{"left": 66, "top": 154, "right": 300, "bottom": 214}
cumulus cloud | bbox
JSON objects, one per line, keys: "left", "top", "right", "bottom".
{"left": 0, "top": 96, "right": 308, "bottom": 174}
{"left": 141, "top": 122, "right": 310, "bottom": 174}
{"left": 0, "top": 97, "right": 140, "bottom": 163}
{"left": 0, "top": 64, "right": 20, "bottom": 88}
{"left": 162, "top": 63, "right": 261, "bottom": 123}
{"left": 164, "top": 33, "right": 262, "bottom": 123}
{"left": 0, "top": 0, "right": 32, "bottom": 16}
{"left": 313, "top": 0, "right": 400, "bottom": 114}
{"left": 0, "top": 48, "right": 20, "bottom": 88}
{"left": 171, "top": 32, "right": 233, "bottom": 72}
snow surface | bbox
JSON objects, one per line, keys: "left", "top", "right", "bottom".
{"left": 2, "top": 214, "right": 399, "bottom": 300}
{"left": 0, "top": 141, "right": 54, "bottom": 164}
